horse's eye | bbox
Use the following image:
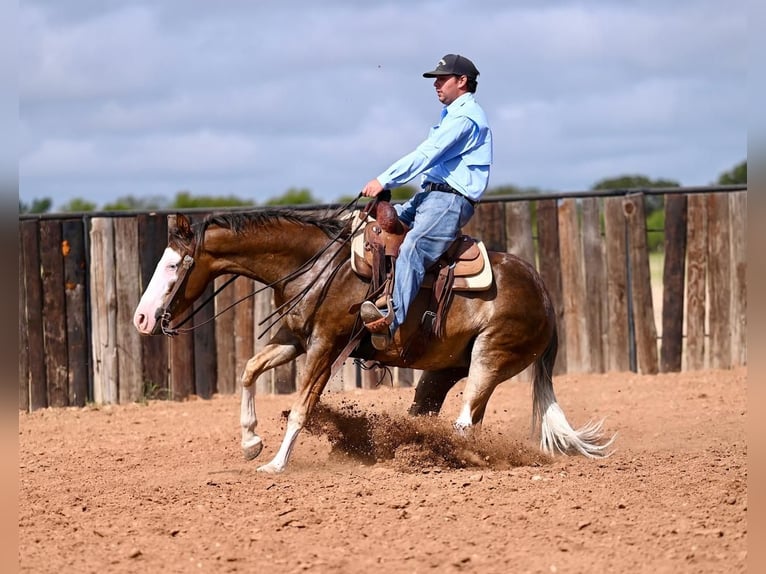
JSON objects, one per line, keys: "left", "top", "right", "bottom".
{"left": 168, "top": 263, "right": 178, "bottom": 271}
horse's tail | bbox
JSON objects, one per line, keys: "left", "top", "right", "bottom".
{"left": 532, "top": 328, "right": 616, "bottom": 458}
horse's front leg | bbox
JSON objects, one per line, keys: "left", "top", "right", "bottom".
{"left": 240, "top": 327, "right": 302, "bottom": 460}
{"left": 257, "top": 348, "right": 332, "bottom": 474}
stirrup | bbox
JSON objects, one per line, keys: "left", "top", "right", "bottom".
{"left": 360, "top": 301, "right": 392, "bottom": 350}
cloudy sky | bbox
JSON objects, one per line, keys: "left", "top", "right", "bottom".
{"left": 19, "top": 0, "right": 747, "bottom": 210}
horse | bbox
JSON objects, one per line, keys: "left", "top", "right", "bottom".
{"left": 133, "top": 208, "right": 614, "bottom": 473}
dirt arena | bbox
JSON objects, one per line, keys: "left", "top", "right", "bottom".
{"left": 19, "top": 367, "right": 746, "bottom": 573}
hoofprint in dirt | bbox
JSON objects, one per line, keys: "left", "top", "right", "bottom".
{"left": 20, "top": 368, "right": 746, "bottom": 574}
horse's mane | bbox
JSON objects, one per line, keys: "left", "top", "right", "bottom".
{"left": 193, "top": 209, "right": 352, "bottom": 245}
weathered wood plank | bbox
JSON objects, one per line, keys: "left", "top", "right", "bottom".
{"left": 685, "top": 194, "right": 708, "bottom": 370}
{"left": 505, "top": 201, "right": 536, "bottom": 381}
{"left": 193, "top": 281, "right": 217, "bottom": 398}
{"left": 114, "top": 217, "right": 143, "bottom": 403}
{"left": 137, "top": 213, "right": 169, "bottom": 396}
{"left": 707, "top": 193, "right": 731, "bottom": 369}
{"left": 558, "top": 198, "right": 589, "bottom": 373}
{"left": 252, "top": 287, "right": 273, "bottom": 395}
{"left": 536, "top": 199, "right": 566, "bottom": 374}
{"left": 169, "top": 330, "right": 195, "bottom": 400}
{"left": 18, "top": 223, "right": 30, "bottom": 412}
{"left": 274, "top": 360, "right": 296, "bottom": 394}
{"left": 39, "top": 219, "right": 69, "bottom": 407}
{"left": 21, "top": 221, "right": 47, "bottom": 410}
{"left": 581, "top": 198, "right": 606, "bottom": 373}
{"left": 603, "top": 197, "right": 630, "bottom": 372}
{"left": 465, "top": 202, "right": 505, "bottom": 252}
{"left": 623, "top": 195, "right": 658, "bottom": 374}
{"left": 89, "top": 218, "right": 119, "bottom": 404}
{"left": 660, "top": 194, "right": 687, "bottom": 372}
{"left": 62, "top": 219, "right": 89, "bottom": 406}
{"left": 214, "top": 275, "right": 237, "bottom": 394}
{"left": 234, "top": 277, "right": 255, "bottom": 392}
{"left": 729, "top": 191, "right": 747, "bottom": 367}
{"left": 505, "top": 201, "right": 535, "bottom": 264}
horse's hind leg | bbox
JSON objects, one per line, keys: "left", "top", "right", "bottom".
{"left": 454, "top": 350, "right": 531, "bottom": 436}
{"left": 240, "top": 327, "right": 302, "bottom": 460}
{"left": 409, "top": 367, "right": 469, "bottom": 416}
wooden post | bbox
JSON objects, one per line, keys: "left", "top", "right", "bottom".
{"left": 603, "top": 197, "right": 630, "bottom": 372}
{"left": 62, "top": 219, "right": 89, "bottom": 406}
{"left": 660, "top": 194, "right": 687, "bottom": 372}
{"left": 536, "top": 199, "right": 566, "bottom": 374}
{"left": 505, "top": 201, "right": 535, "bottom": 381}
{"left": 465, "top": 202, "right": 505, "bottom": 252}
{"left": 214, "top": 275, "right": 237, "bottom": 394}
{"left": 729, "top": 191, "right": 747, "bottom": 367}
{"left": 581, "top": 198, "right": 606, "bottom": 373}
{"left": 39, "top": 220, "right": 69, "bottom": 407}
{"left": 19, "top": 221, "right": 35, "bottom": 411}
{"left": 234, "top": 277, "right": 255, "bottom": 391}
{"left": 558, "top": 198, "right": 589, "bottom": 373}
{"left": 505, "top": 201, "right": 535, "bottom": 264}
{"left": 89, "top": 218, "right": 119, "bottom": 404}
{"left": 193, "top": 281, "right": 218, "bottom": 398}
{"left": 623, "top": 195, "right": 658, "bottom": 374}
{"left": 251, "top": 286, "right": 272, "bottom": 394}
{"left": 685, "top": 194, "right": 708, "bottom": 370}
{"left": 394, "top": 367, "right": 414, "bottom": 388}
{"left": 21, "top": 221, "right": 47, "bottom": 410}
{"left": 18, "top": 223, "right": 30, "bottom": 412}
{"left": 169, "top": 331, "right": 195, "bottom": 400}
{"left": 138, "top": 213, "right": 169, "bottom": 396}
{"left": 114, "top": 217, "right": 144, "bottom": 403}
{"left": 708, "top": 193, "right": 731, "bottom": 369}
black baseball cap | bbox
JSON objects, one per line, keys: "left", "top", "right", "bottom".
{"left": 422, "top": 54, "right": 480, "bottom": 79}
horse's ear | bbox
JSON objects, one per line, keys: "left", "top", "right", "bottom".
{"left": 168, "top": 213, "right": 193, "bottom": 241}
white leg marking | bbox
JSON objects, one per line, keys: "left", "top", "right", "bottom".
{"left": 257, "top": 417, "right": 302, "bottom": 474}
{"left": 240, "top": 384, "right": 263, "bottom": 460}
{"left": 454, "top": 404, "right": 474, "bottom": 437}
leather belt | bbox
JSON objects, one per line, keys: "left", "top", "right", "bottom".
{"left": 424, "top": 182, "right": 477, "bottom": 206}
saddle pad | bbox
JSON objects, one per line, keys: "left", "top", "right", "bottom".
{"left": 350, "top": 223, "right": 493, "bottom": 292}
{"left": 421, "top": 240, "right": 493, "bottom": 291}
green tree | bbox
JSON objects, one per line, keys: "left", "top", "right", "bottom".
{"left": 103, "top": 195, "right": 166, "bottom": 211}
{"left": 172, "top": 191, "right": 254, "bottom": 209}
{"left": 266, "top": 187, "right": 317, "bottom": 206}
{"left": 60, "top": 198, "right": 97, "bottom": 212}
{"left": 485, "top": 185, "right": 544, "bottom": 197}
{"left": 591, "top": 175, "right": 680, "bottom": 190}
{"left": 19, "top": 197, "right": 52, "bottom": 214}
{"left": 717, "top": 160, "right": 746, "bottom": 184}
{"left": 592, "top": 175, "right": 680, "bottom": 213}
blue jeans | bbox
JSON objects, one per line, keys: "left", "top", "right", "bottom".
{"left": 390, "top": 190, "right": 475, "bottom": 333}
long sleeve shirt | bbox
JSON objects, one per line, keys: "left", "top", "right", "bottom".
{"left": 376, "top": 93, "right": 493, "bottom": 202}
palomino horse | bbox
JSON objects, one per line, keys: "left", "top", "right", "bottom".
{"left": 133, "top": 209, "right": 613, "bottom": 473}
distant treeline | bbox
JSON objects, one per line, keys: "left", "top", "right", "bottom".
{"left": 19, "top": 160, "right": 746, "bottom": 215}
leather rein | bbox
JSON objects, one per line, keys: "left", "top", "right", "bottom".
{"left": 157, "top": 196, "right": 371, "bottom": 338}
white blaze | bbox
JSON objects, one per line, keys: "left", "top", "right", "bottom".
{"left": 133, "top": 248, "right": 183, "bottom": 334}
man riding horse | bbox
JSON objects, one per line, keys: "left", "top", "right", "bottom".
{"left": 359, "top": 54, "right": 492, "bottom": 351}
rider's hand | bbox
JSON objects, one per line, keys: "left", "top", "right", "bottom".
{"left": 361, "top": 179, "right": 385, "bottom": 198}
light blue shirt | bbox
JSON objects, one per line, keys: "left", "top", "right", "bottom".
{"left": 377, "top": 93, "right": 493, "bottom": 202}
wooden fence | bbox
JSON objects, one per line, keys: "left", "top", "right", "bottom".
{"left": 18, "top": 187, "right": 747, "bottom": 411}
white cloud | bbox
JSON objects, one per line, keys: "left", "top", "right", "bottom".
{"left": 19, "top": 0, "right": 748, "bottom": 208}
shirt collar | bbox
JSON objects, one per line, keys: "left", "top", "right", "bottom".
{"left": 441, "top": 92, "right": 474, "bottom": 119}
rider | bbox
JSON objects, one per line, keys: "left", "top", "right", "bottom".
{"left": 360, "top": 53, "right": 493, "bottom": 350}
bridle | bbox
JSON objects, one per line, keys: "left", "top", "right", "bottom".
{"left": 155, "top": 194, "right": 373, "bottom": 338}
{"left": 155, "top": 253, "right": 196, "bottom": 336}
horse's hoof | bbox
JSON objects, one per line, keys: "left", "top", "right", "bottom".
{"left": 256, "top": 462, "right": 284, "bottom": 474}
{"left": 242, "top": 437, "right": 263, "bottom": 461}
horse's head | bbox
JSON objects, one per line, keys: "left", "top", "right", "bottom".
{"left": 133, "top": 213, "right": 208, "bottom": 335}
